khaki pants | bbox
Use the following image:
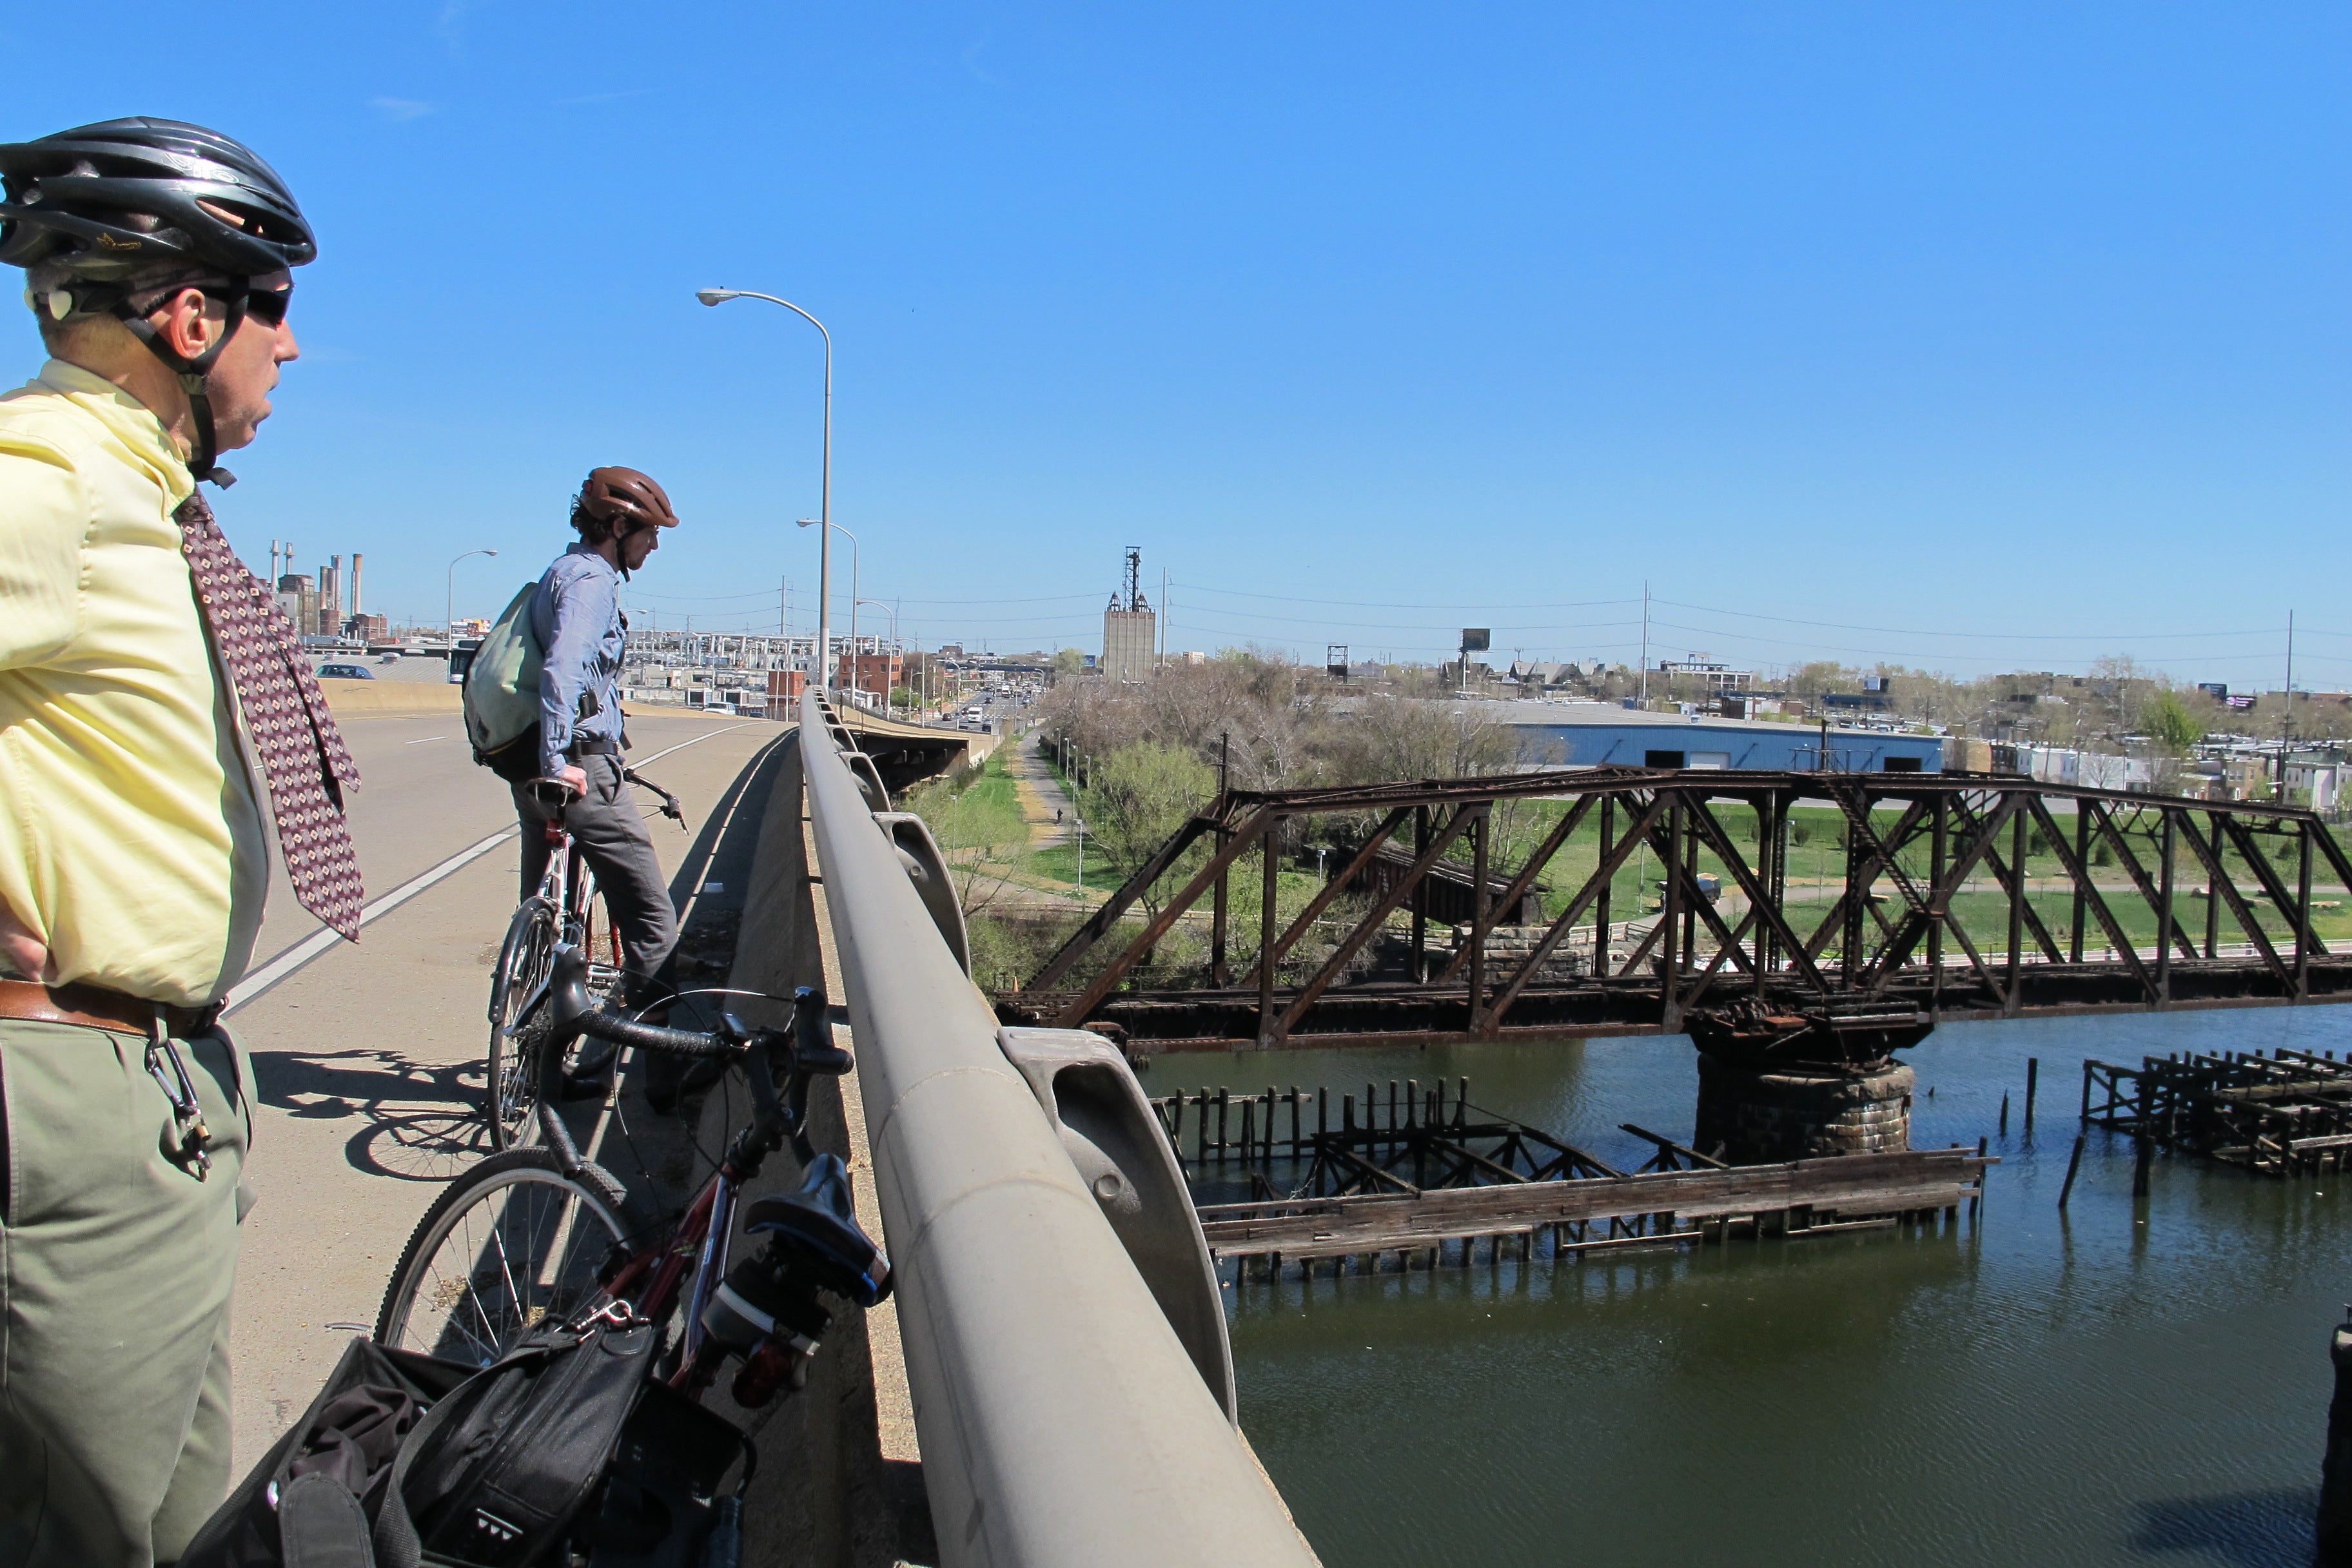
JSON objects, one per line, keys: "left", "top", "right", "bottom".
{"left": 0, "top": 1019, "right": 251, "bottom": 1568}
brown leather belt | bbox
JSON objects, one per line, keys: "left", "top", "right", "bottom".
{"left": 0, "top": 977, "right": 217, "bottom": 1038}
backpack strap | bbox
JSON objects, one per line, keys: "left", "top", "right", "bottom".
{"left": 279, "top": 1471, "right": 377, "bottom": 1568}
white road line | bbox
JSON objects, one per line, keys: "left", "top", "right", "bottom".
{"left": 631, "top": 722, "right": 751, "bottom": 767}
{"left": 403, "top": 735, "right": 447, "bottom": 744}
{"left": 222, "top": 827, "right": 518, "bottom": 1014}
{"left": 220, "top": 722, "right": 754, "bottom": 1014}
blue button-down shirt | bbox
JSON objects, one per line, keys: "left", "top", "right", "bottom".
{"left": 533, "top": 543, "right": 627, "bottom": 776}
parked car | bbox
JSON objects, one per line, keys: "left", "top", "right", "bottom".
{"left": 317, "top": 663, "right": 375, "bottom": 680}
{"left": 377, "top": 652, "right": 400, "bottom": 663}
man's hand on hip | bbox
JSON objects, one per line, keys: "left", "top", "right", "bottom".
{"left": 560, "top": 764, "right": 589, "bottom": 796}
{"left": 0, "top": 894, "right": 53, "bottom": 983}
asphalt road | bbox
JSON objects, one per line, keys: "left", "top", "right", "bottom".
{"left": 222, "top": 709, "right": 786, "bottom": 1476}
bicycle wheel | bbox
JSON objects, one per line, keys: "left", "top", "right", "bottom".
{"left": 485, "top": 897, "right": 557, "bottom": 1150}
{"left": 375, "top": 1148, "right": 629, "bottom": 1366}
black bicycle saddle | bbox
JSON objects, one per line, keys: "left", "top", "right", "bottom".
{"left": 744, "top": 1153, "right": 892, "bottom": 1308}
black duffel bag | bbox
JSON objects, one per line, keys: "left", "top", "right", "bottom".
{"left": 181, "top": 1315, "right": 709, "bottom": 1568}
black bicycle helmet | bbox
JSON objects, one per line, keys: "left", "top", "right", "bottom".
{"left": 0, "top": 117, "right": 315, "bottom": 483}
{"left": 0, "top": 117, "right": 314, "bottom": 279}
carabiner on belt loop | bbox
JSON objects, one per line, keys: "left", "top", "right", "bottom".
{"left": 145, "top": 1017, "right": 213, "bottom": 1180}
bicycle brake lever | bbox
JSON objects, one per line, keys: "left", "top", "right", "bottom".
{"left": 622, "top": 767, "right": 689, "bottom": 830}
{"left": 789, "top": 986, "right": 852, "bottom": 1075}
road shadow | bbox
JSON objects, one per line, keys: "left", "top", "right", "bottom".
{"left": 2129, "top": 1487, "right": 2318, "bottom": 1567}
{"left": 251, "top": 1046, "right": 492, "bottom": 1181}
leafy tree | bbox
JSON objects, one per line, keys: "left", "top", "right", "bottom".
{"left": 1083, "top": 742, "right": 1217, "bottom": 919}
{"left": 2141, "top": 688, "right": 2205, "bottom": 752}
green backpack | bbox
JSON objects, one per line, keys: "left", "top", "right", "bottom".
{"left": 462, "top": 582, "right": 547, "bottom": 782}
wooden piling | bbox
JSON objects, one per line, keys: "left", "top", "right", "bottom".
{"left": 2058, "top": 1133, "right": 2086, "bottom": 1209}
{"left": 2133, "top": 1133, "right": 2153, "bottom": 1198}
{"left": 2024, "top": 1056, "right": 2039, "bottom": 1133}
{"left": 1999, "top": 1093, "right": 2010, "bottom": 1136}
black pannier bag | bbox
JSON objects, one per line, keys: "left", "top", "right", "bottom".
{"left": 178, "top": 1337, "right": 467, "bottom": 1567}
{"left": 181, "top": 1317, "right": 742, "bottom": 1567}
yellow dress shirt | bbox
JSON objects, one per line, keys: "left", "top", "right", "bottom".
{"left": 0, "top": 358, "right": 269, "bottom": 1005}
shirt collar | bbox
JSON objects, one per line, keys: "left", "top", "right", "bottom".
{"left": 34, "top": 358, "right": 194, "bottom": 505}
{"left": 564, "top": 541, "right": 620, "bottom": 580}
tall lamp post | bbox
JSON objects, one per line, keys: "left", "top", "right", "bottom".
{"left": 695, "top": 287, "right": 832, "bottom": 690}
{"left": 447, "top": 548, "right": 497, "bottom": 644}
{"left": 857, "top": 596, "right": 899, "bottom": 709}
{"left": 800, "top": 518, "right": 859, "bottom": 707}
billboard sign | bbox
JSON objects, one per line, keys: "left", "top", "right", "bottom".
{"left": 1460, "top": 628, "right": 1491, "bottom": 652}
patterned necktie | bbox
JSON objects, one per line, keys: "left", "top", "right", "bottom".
{"left": 175, "top": 493, "right": 366, "bottom": 940}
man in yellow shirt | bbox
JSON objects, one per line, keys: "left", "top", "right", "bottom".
{"left": 0, "top": 119, "right": 361, "bottom": 1567}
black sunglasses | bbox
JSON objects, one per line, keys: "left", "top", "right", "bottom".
{"left": 239, "top": 286, "right": 293, "bottom": 328}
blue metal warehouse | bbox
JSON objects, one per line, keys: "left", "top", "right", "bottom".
{"left": 1470, "top": 701, "right": 1946, "bottom": 774}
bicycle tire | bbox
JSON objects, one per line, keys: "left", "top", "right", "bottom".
{"left": 485, "top": 897, "right": 558, "bottom": 1151}
{"left": 375, "top": 1147, "right": 631, "bottom": 1366}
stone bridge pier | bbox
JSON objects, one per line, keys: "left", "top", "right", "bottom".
{"left": 1687, "top": 1002, "right": 1932, "bottom": 1164}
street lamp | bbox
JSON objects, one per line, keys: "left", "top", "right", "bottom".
{"left": 696, "top": 288, "right": 832, "bottom": 691}
{"left": 447, "top": 548, "right": 497, "bottom": 644}
{"left": 857, "top": 596, "right": 898, "bottom": 708}
{"left": 800, "top": 518, "right": 859, "bottom": 707}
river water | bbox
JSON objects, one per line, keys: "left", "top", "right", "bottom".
{"left": 1166, "top": 1007, "right": 2352, "bottom": 1567}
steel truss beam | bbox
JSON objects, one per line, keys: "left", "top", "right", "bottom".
{"left": 1012, "top": 766, "right": 2352, "bottom": 1049}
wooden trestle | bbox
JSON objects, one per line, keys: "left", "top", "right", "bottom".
{"left": 2082, "top": 1047, "right": 2352, "bottom": 1176}
{"left": 1154, "top": 1076, "right": 1993, "bottom": 1279}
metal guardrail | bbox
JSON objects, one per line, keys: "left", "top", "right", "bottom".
{"left": 798, "top": 695, "right": 1317, "bottom": 1567}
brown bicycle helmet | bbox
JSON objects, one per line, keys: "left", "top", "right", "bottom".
{"left": 579, "top": 466, "right": 679, "bottom": 536}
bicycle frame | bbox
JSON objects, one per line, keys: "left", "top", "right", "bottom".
{"left": 534, "top": 949, "right": 836, "bottom": 1396}
{"left": 511, "top": 806, "right": 622, "bottom": 1027}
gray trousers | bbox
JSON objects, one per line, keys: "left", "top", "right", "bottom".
{"left": 512, "top": 752, "right": 680, "bottom": 1010}
{"left": 0, "top": 1019, "right": 252, "bottom": 1568}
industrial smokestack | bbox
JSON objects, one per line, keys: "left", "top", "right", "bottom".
{"left": 350, "top": 553, "right": 363, "bottom": 618}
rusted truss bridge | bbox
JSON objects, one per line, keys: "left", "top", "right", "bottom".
{"left": 1150, "top": 1076, "right": 1992, "bottom": 1277}
{"left": 2083, "top": 1048, "right": 2352, "bottom": 1177}
{"left": 1004, "top": 767, "right": 2352, "bottom": 1052}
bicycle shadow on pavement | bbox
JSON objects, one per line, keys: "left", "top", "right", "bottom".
{"left": 250, "top": 1045, "right": 494, "bottom": 1182}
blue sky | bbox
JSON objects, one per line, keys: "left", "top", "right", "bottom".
{"left": 6, "top": 3, "right": 2346, "bottom": 685}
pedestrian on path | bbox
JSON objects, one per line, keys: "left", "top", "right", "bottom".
{"left": 0, "top": 119, "right": 357, "bottom": 1568}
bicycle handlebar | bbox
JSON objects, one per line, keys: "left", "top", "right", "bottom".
{"left": 545, "top": 943, "right": 738, "bottom": 1058}
{"left": 539, "top": 941, "right": 852, "bottom": 1173}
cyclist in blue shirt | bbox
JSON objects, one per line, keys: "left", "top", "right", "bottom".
{"left": 516, "top": 467, "right": 689, "bottom": 1105}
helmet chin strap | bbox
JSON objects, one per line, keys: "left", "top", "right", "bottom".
{"left": 115, "top": 288, "right": 248, "bottom": 487}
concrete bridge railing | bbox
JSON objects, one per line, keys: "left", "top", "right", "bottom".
{"left": 798, "top": 694, "right": 1317, "bottom": 1568}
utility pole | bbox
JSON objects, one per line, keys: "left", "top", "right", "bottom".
{"left": 2282, "top": 608, "right": 2297, "bottom": 797}
{"left": 1638, "top": 581, "right": 1651, "bottom": 705}
{"left": 780, "top": 576, "right": 789, "bottom": 638}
